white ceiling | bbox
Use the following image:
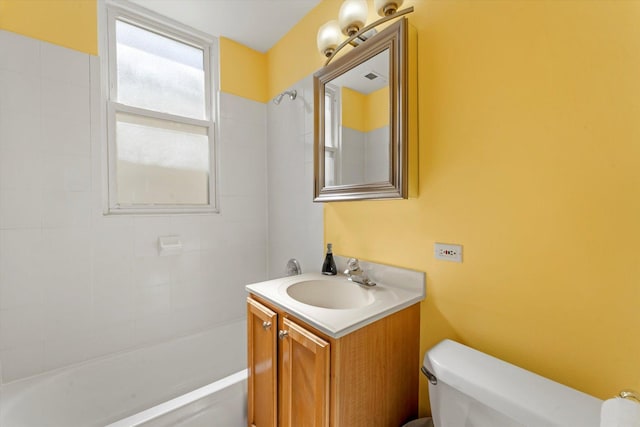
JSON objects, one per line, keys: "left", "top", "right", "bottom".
{"left": 331, "top": 48, "right": 389, "bottom": 94}
{"left": 129, "top": 0, "right": 321, "bottom": 53}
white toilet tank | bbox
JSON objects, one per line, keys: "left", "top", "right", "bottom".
{"left": 424, "top": 339, "right": 602, "bottom": 427}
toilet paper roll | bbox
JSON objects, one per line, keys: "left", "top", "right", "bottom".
{"left": 601, "top": 397, "right": 640, "bottom": 427}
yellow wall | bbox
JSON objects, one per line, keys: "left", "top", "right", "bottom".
{"left": 365, "top": 86, "right": 389, "bottom": 130}
{"left": 342, "top": 86, "right": 389, "bottom": 132}
{"left": 219, "top": 37, "right": 268, "bottom": 103}
{"left": 0, "top": 0, "right": 97, "bottom": 55}
{"left": 269, "top": 0, "right": 640, "bottom": 416}
{"left": 341, "top": 87, "right": 367, "bottom": 132}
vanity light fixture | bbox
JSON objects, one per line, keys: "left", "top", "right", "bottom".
{"left": 316, "top": 0, "right": 413, "bottom": 65}
{"left": 317, "top": 20, "right": 342, "bottom": 58}
{"left": 338, "top": 0, "right": 368, "bottom": 36}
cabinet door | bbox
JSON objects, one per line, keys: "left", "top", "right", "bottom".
{"left": 280, "top": 317, "right": 330, "bottom": 427}
{"left": 247, "top": 298, "right": 278, "bottom": 427}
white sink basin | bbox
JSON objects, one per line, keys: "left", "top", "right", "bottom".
{"left": 246, "top": 269, "right": 425, "bottom": 338}
{"left": 286, "top": 279, "right": 375, "bottom": 309}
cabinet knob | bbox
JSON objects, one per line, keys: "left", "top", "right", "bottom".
{"left": 278, "top": 330, "right": 289, "bottom": 340}
{"left": 262, "top": 321, "right": 272, "bottom": 330}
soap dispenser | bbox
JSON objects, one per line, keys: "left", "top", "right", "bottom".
{"left": 321, "top": 243, "right": 337, "bottom": 275}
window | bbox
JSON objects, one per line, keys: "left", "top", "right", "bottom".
{"left": 324, "top": 84, "right": 340, "bottom": 187}
{"left": 105, "top": 6, "right": 216, "bottom": 213}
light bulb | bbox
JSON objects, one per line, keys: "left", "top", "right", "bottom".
{"left": 338, "top": 0, "right": 368, "bottom": 36}
{"left": 374, "top": 0, "right": 404, "bottom": 16}
{"left": 317, "top": 20, "right": 342, "bottom": 57}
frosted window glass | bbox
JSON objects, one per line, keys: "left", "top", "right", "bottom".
{"left": 116, "top": 20, "right": 206, "bottom": 119}
{"left": 116, "top": 113, "right": 210, "bottom": 205}
{"left": 325, "top": 93, "right": 335, "bottom": 148}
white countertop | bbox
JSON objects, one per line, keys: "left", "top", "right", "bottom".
{"left": 246, "top": 271, "right": 425, "bottom": 339}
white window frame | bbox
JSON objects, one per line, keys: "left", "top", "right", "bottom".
{"left": 101, "top": 1, "right": 219, "bottom": 214}
{"left": 325, "top": 84, "right": 341, "bottom": 186}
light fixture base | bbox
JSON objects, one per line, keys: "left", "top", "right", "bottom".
{"left": 345, "top": 25, "right": 360, "bottom": 37}
{"left": 383, "top": 4, "right": 398, "bottom": 16}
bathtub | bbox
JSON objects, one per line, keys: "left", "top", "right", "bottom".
{"left": 0, "top": 320, "right": 247, "bottom": 427}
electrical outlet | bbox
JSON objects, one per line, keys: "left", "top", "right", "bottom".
{"left": 434, "top": 243, "right": 463, "bottom": 262}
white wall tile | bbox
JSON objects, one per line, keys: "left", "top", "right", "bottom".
{"left": 133, "top": 256, "right": 172, "bottom": 288}
{"left": 0, "top": 272, "right": 43, "bottom": 310}
{"left": 0, "top": 150, "right": 43, "bottom": 190}
{"left": 170, "top": 278, "right": 214, "bottom": 312}
{"left": 169, "top": 251, "right": 202, "bottom": 283}
{"left": 218, "top": 92, "right": 266, "bottom": 125}
{"left": 92, "top": 256, "right": 134, "bottom": 301}
{"left": 92, "top": 217, "right": 135, "bottom": 259}
{"left": 0, "top": 230, "right": 45, "bottom": 310}
{"left": 43, "top": 335, "right": 89, "bottom": 371}
{"left": 40, "top": 41, "right": 90, "bottom": 87}
{"left": 0, "top": 109, "right": 41, "bottom": 155}
{"left": 267, "top": 77, "right": 324, "bottom": 278}
{"left": 0, "top": 34, "right": 271, "bottom": 382}
{"left": 0, "top": 30, "right": 40, "bottom": 75}
{"left": 169, "top": 216, "right": 202, "bottom": 253}
{"left": 133, "top": 216, "right": 172, "bottom": 257}
{"left": 91, "top": 291, "right": 135, "bottom": 329}
{"left": 41, "top": 79, "right": 90, "bottom": 124}
{"left": 42, "top": 302, "right": 92, "bottom": 343}
{"left": 0, "top": 70, "right": 40, "bottom": 114}
{"left": 198, "top": 211, "right": 226, "bottom": 251}
{"left": 41, "top": 115, "right": 91, "bottom": 157}
{"left": 86, "top": 321, "right": 135, "bottom": 360}
{"left": 219, "top": 194, "right": 267, "bottom": 223}
{"left": 41, "top": 191, "right": 91, "bottom": 228}
{"left": 170, "top": 304, "right": 226, "bottom": 337}
{"left": 219, "top": 117, "right": 267, "bottom": 149}
{"left": 40, "top": 154, "right": 91, "bottom": 192}
{"left": 218, "top": 138, "right": 267, "bottom": 196}
{"left": 0, "top": 306, "right": 45, "bottom": 350}
{"left": 134, "top": 256, "right": 171, "bottom": 288}
{"left": 304, "top": 132, "right": 314, "bottom": 163}
{"left": 41, "top": 227, "right": 92, "bottom": 307}
{"left": 0, "top": 189, "right": 42, "bottom": 229}
{"left": 0, "top": 343, "right": 44, "bottom": 382}
{"left": 135, "top": 283, "right": 171, "bottom": 318}
{"left": 134, "top": 313, "right": 176, "bottom": 346}
{"left": 300, "top": 77, "right": 315, "bottom": 135}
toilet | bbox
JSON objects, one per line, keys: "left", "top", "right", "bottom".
{"left": 412, "top": 339, "right": 602, "bottom": 427}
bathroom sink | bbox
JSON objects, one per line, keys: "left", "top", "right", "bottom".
{"left": 286, "top": 279, "right": 375, "bottom": 309}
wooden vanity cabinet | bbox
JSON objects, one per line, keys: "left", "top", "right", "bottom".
{"left": 247, "top": 298, "right": 278, "bottom": 427}
{"left": 279, "top": 317, "right": 330, "bottom": 427}
{"left": 247, "top": 295, "right": 419, "bottom": 427}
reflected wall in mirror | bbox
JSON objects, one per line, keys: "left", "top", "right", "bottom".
{"left": 314, "top": 18, "right": 408, "bottom": 202}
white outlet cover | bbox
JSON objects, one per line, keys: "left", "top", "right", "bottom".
{"left": 434, "top": 243, "right": 463, "bottom": 263}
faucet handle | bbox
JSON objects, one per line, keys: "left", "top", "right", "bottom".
{"left": 346, "top": 258, "right": 361, "bottom": 273}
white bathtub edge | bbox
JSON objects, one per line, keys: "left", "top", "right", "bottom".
{"left": 105, "top": 369, "right": 248, "bottom": 427}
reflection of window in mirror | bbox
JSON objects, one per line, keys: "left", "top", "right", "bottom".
{"left": 324, "top": 85, "right": 340, "bottom": 186}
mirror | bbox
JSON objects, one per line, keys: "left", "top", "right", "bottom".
{"left": 314, "top": 18, "right": 408, "bottom": 202}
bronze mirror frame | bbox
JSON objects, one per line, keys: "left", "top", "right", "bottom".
{"left": 313, "top": 18, "right": 408, "bottom": 202}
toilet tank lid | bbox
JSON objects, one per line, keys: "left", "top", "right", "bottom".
{"left": 424, "top": 339, "right": 602, "bottom": 426}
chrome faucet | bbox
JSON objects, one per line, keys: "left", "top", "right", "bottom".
{"left": 344, "top": 258, "right": 376, "bottom": 287}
